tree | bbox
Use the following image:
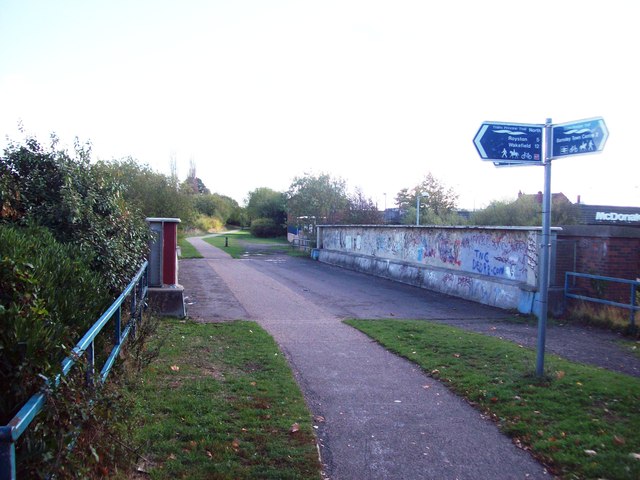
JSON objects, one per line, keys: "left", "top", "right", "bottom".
{"left": 227, "top": 203, "right": 248, "bottom": 227}
{"left": 246, "top": 187, "right": 287, "bottom": 226}
{"left": 94, "top": 158, "right": 196, "bottom": 224}
{"left": 286, "top": 173, "right": 350, "bottom": 230}
{"left": 181, "top": 158, "right": 210, "bottom": 195}
{"left": 470, "top": 197, "right": 540, "bottom": 226}
{"left": 551, "top": 198, "right": 580, "bottom": 225}
{"left": 169, "top": 151, "right": 179, "bottom": 191}
{"left": 470, "top": 195, "right": 580, "bottom": 226}
{"left": 347, "top": 187, "right": 383, "bottom": 224}
{"left": 396, "top": 172, "right": 459, "bottom": 224}
{"left": 194, "top": 193, "right": 240, "bottom": 225}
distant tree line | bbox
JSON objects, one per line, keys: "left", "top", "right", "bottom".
{"left": 94, "top": 157, "right": 246, "bottom": 231}
{"left": 469, "top": 194, "right": 580, "bottom": 226}
{"left": 280, "top": 171, "right": 580, "bottom": 234}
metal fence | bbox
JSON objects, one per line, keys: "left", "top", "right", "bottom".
{"left": 564, "top": 271, "right": 639, "bottom": 330}
{"left": 291, "top": 237, "right": 316, "bottom": 252}
{"left": 0, "top": 261, "right": 149, "bottom": 480}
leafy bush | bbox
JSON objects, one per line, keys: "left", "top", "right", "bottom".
{"left": 0, "top": 223, "right": 123, "bottom": 477}
{"left": 1, "top": 134, "right": 155, "bottom": 476}
{"left": 1, "top": 135, "right": 150, "bottom": 294}
{"left": 0, "top": 225, "right": 109, "bottom": 416}
{"left": 246, "top": 187, "right": 287, "bottom": 225}
{"left": 17, "top": 368, "right": 137, "bottom": 479}
{"left": 250, "top": 217, "right": 284, "bottom": 238}
{"left": 226, "top": 205, "right": 248, "bottom": 227}
{"left": 192, "top": 213, "right": 224, "bottom": 233}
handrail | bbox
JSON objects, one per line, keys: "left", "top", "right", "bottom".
{"left": 0, "top": 261, "right": 148, "bottom": 480}
{"left": 564, "top": 271, "right": 639, "bottom": 330}
{"left": 291, "top": 237, "right": 316, "bottom": 251}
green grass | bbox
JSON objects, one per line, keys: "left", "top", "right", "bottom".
{"left": 178, "top": 235, "right": 203, "bottom": 259}
{"left": 204, "top": 234, "right": 247, "bottom": 258}
{"left": 345, "top": 319, "right": 640, "bottom": 480}
{"left": 287, "top": 248, "right": 314, "bottom": 258}
{"left": 130, "top": 319, "right": 321, "bottom": 479}
{"left": 240, "top": 233, "right": 288, "bottom": 245}
{"left": 204, "top": 232, "right": 291, "bottom": 259}
{"left": 619, "top": 339, "right": 640, "bottom": 359}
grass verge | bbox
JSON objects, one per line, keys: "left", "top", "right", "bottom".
{"left": 345, "top": 319, "right": 640, "bottom": 480}
{"left": 129, "top": 319, "right": 321, "bottom": 479}
{"left": 204, "top": 232, "right": 291, "bottom": 259}
{"left": 204, "top": 233, "right": 247, "bottom": 258}
{"left": 565, "top": 301, "right": 638, "bottom": 336}
{"left": 178, "top": 235, "right": 203, "bottom": 259}
{"left": 619, "top": 339, "right": 640, "bottom": 359}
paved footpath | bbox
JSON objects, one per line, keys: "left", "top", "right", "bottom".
{"left": 184, "top": 237, "right": 550, "bottom": 479}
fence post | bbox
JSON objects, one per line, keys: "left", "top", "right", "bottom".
{"left": 114, "top": 305, "right": 122, "bottom": 347}
{"left": 0, "top": 427, "right": 16, "bottom": 480}
{"left": 631, "top": 283, "right": 637, "bottom": 331}
{"left": 86, "top": 341, "right": 95, "bottom": 388}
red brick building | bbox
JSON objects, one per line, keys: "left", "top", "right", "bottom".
{"left": 553, "top": 204, "right": 640, "bottom": 305}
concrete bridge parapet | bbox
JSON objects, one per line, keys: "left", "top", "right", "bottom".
{"left": 316, "top": 225, "right": 557, "bottom": 314}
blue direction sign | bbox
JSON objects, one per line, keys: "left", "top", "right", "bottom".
{"left": 551, "top": 117, "right": 608, "bottom": 158}
{"left": 473, "top": 122, "right": 543, "bottom": 163}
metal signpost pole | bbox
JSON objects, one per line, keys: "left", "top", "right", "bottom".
{"left": 474, "top": 116, "right": 607, "bottom": 377}
{"left": 536, "top": 118, "right": 553, "bottom": 377}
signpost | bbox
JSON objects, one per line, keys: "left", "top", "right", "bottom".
{"left": 473, "top": 117, "right": 608, "bottom": 376}
{"left": 473, "top": 122, "right": 543, "bottom": 163}
{"left": 551, "top": 117, "right": 608, "bottom": 158}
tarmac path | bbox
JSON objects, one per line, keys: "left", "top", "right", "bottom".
{"left": 183, "top": 236, "right": 554, "bottom": 479}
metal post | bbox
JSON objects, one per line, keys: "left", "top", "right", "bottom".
{"left": 130, "top": 284, "right": 137, "bottom": 319}
{"left": 114, "top": 305, "right": 122, "bottom": 347}
{"left": 0, "top": 427, "right": 16, "bottom": 480}
{"left": 416, "top": 192, "right": 428, "bottom": 226}
{"left": 631, "top": 283, "right": 637, "bottom": 331}
{"left": 536, "top": 118, "right": 553, "bottom": 377}
{"left": 86, "top": 341, "right": 95, "bottom": 387}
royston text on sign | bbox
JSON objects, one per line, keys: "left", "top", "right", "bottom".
{"left": 473, "top": 122, "right": 543, "bottom": 163}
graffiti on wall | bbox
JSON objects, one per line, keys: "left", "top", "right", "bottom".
{"left": 415, "top": 233, "right": 461, "bottom": 266}
{"left": 436, "top": 233, "right": 462, "bottom": 266}
{"left": 472, "top": 250, "right": 506, "bottom": 276}
{"left": 410, "top": 230, "right": 531, "bottom": 282}
{"left": 526, "top": 234, "right": 539, "bottom": 281}
{"left": 319, "top": 226, "right": 540, "bottom": 286}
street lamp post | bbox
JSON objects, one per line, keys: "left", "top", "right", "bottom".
{"left": 416, "top": 192, "right": 428, "bottom": 226}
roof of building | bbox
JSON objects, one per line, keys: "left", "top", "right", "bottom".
{"left": 517, "top": 191, "right": 571, "bottom": 204}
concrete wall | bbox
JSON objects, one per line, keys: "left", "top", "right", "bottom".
{"left": 316, "top": 225, "right": 549, "bottom": 314}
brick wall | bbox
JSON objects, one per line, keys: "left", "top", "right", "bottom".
{"left": 556, "top": 226, "right": 640, "bottom": 303}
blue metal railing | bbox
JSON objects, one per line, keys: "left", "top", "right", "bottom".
{"left": 564, "top": 271, "right": 639, "bottom": 329}
{"left": 0, "top": 261, "right": 148, "bottom": 480}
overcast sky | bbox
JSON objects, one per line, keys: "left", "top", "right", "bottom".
{"left": 1, "top": 0, "right": 638, "bottom": 210}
